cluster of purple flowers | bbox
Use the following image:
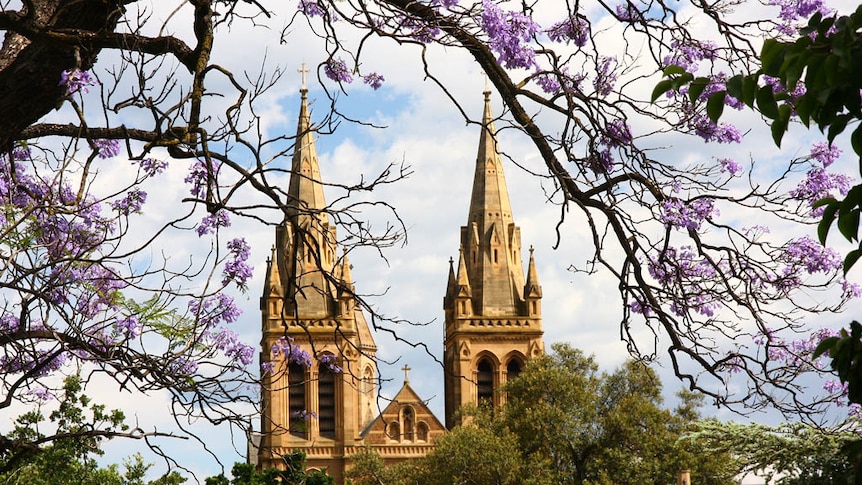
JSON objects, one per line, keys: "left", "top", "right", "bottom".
{"left": 110, "top": 187, "right": 147, "bottom": 216}
{"left": 0, "top": 349, "right": 67, "bottom": 377}
{"left": 790, "top": 167, "right": 852, "bottom": 216}
{"left": 48, "top": 264, "right": 127, "bottom": 319}
{"left": 318, "top": 353, "right": 343, "bottom": 373}
{"left": 114, "top": 315, "right": 141, "bottom": 339}
{"left": 602, "top": 119, "right": 632, "bottom": 148}
{"left": 593, "top": 56, "right": 618, "bottom": 97}
{"left": 659, "top": 197, "right": 718, "bottom": 231}
{"left": 197, "top": 209, "right": 231, "bottom": 236}
{"left": 481, "top": 0, "right": 540, "bottom": 70}
{"left": 59, "top": 69, "right": 97, "bottom": 95}
{"left": 767, "top": 0, "right": 832, "bottom": 34}
{"left": 137, "top": 158, "right": 169, "bottom": 177}
{"left": 222, "top": 237, "right": 253, "bottom": 289}
{"left": 168, "top": 356, "right": 199, "bottom": 375}
{"left": 718, "top": 158, "right": 742, "bottom": 176}
{"left": 688, "top": 112, "right": 742, "bottom": 144}
{"left": 362, "top": 73, "right": 385, "bottom": 90}
{"left": 662, "top": 39, "right": 717, "bottom": 73}
{"left": 185, "top": 159, "right": 221, "bottom": 199}
{"left": 697, "top": 73, "right": 745, "bottom": 109}
{"left": 189, "top": 293, "right": 242, "bottom": 330}
{"left": 291, "top": 409, "right": 318, "bottom": 419}
{"left": 615, "top": 3, "right": 644, "bottom": 22}
{"left": 534, "top": 69, "right": 584, "bottom": 95}
{"left": 212, "top": 327, "right": 255, "bottom": 366}
{"left": 647, "top": 246, "right": 720, "bottom": 317}
{"left": 272, "top": 336, "right": 314, "bottom": 367}
{"left": 94, "top": 139, "right": 121, "bottom": 159}
{"left": 324, "top": 58, "right": 353, "bottom": 83}
{"left": 779, "top": 235, "right": 842, "bottom": 275}
{"left": 546, "top": 16, "right": 590, "bottom": 47}
{"left": 298, "top": 0, "right": 325, "bottom": 17}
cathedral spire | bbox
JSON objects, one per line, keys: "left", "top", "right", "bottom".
{"left": 461, "top": 90, "right": 524, "bottom": 315}
{"left": 286, "top": 75, "right": 327, "bottom": 220}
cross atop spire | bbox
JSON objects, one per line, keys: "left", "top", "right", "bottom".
{"left": 401, "top": 364, "right": 411, "bottom": 383}
{"left": 298, "top": 62, "right": 310, "bottom": 91}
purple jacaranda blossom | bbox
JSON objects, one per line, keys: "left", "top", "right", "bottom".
{"left": 291, "top": 409, "right": 318, "bottom": 419}
{"left": 809, "top": 141, "right": 842, "bottom": 167}
{"left": 222, "top": 237, "right": 253, "bottom": 290}
{"left": 272, "top": 336, "right": 314, "bottom": 367}
{"left": 689, "top": 113, "right": 742, "bottom": 143}
{"left": 0, "top": 314, "right": 21, "bottom": 333}
{"left": 779, "top": 236, "right": 842, "bottom": 281}
{"left": 648, "top": 246, "right": 720, "bottom": 316}
{"left": 189, "top": 293, "right": 242, "bottom": 330}
{"left": 659, "top": 197, "right": 718, "bottom": 231}
{"left": 767, "top": 0, "right": 832, "bottom": 34}
{"left": 546, "top": 16, "right": 589, "bottom": 47}
{"left": 298, "top": 0, "right": 325, "bottom": 17}
{"left": 212, "top": 327, "right": 254, "bottom": 366}
{"left": 261, "top": 361, "right": 277, "bottom": 374}
{"left": 25, "top": 386, "right": 54, "bottom": 402}
{"left": 628, "top": 299, "right": 652, "bottom": 316}
{"left": 790, "top": 168, "right": 851, "bottom": 217}
{"left": 318, "top": 353, "right": 343, "bottom": 373}
{"left": 115, "top": 315, "right": 141, "bottom": 339}
{"left": 197, "top": 209, "right": 231, "bottom": 236}
{"left": 842, "top": 280, "right": 862, "bottom": 299}
{"left": 697, "top": 73, "right": 745, "bottom": 110}
{"left": 185, "top": 159, "right": 221, "bottom": 198}
{"left": 168, "top": 357, "right": 199, "bottom": 375}
{"left": 324, "top": 58, "right": 353, "bottom": 83}
{"left": 59, "top": 69, "right": 97, "bottom": 95}
{"left": 363, "top": 73, "right": 385, "bottom": 90}
{"left": 110, "top": 188, "right": 147, "bottom": 216}
{"left": 603, "top": 119, "right": 632, "bottom": 147}
{"left": 137, "top": 158, "right": 169, "bottom": 177}
{"left": 593, "top": 56, "right": 618, "bottom": 97}
{"left": 481, "top": 0, "right": 540, "bottom": 70}
{"left": 94, "top": 139, "right": 120, "bottom": 159}
{"left": 615, "top": 3, "right": 644, "bottom": 21}
{"left": 718, "top": 158, "right": 742, "bottom": 176}
{"left": 662, "top": 39, "right": 717, "bottom": 72}
{"left": 535, "top": 69, "right": 584, "bottom": 95}
{"left": 0, "top": 350, "right": 67, "bottom": 377}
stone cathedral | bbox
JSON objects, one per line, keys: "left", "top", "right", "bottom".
{"left": 256, "top": 81, "right": 544, "bottom": 483}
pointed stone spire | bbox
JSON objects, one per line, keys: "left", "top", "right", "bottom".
{"left": 287, "top": 75, "right": 327, "bottom": 220}
{"left": 265, "top": 245, "right": 281, "bottom": 294}
{"left": 461, "top": 90, "right": 524, "bottom": 315}
{"left": 524, "top": 246, "right": 541, "bottom": 297}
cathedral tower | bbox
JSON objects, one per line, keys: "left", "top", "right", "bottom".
{"left": 442, "top": 90, "right": 544, "bottom": 429}
{"left": 258, "top": 75, "right": 378, "bottom": 478}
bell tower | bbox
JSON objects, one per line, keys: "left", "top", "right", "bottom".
{"left": 442, "top": 90, "right": 544, "bottom": 429}
{"left": 258, "top": 71, "right": 378, "bottom": 479}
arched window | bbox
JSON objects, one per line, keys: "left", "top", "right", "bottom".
{"left": 318, "top": 365, "right": 336, "bottom": 439}
{"left": 507, "top": 359, "right": 523, "bottom": 382}
{"left": 477, "top": 358, "right": 494, "bottom": 405}
{"left": 361, "top": 366, "right": 374, "bottom": 394}
{"left": 387, "top": 421, "right": 400, "bottom": 441}
{"left": 417, "top": 422, "right": 429, "bottom": 442}
{"left": 402, "top": 406, "right": 415, "bottom": 442}
{"left": 287, "top": 362, "right": 307, "bottom": 438}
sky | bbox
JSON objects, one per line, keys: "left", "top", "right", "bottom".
{"left": 3, "top": 0, "right": 862, "bottom": 482}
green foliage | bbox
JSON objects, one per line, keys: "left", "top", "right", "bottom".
{"left": 0, "top": 376, "right": 184, "bottom": 484}
{"left": 685, "top": 420, "right": 857, "bottom": 483}
{"left": 204, "top": 454, "right": 333, "bottom": 485}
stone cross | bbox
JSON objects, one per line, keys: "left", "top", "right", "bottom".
{"left": 401, "top": 364, "right": 411, "bottom": 382}
{"left": 298, "top": 63, "right": 310, "bottom": 90}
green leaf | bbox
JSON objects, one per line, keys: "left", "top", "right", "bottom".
{"left": 760, "top": 38, "right": 785, "bottom": 75}
{"left": 651, "top": 79, "right": 674, "bottom": 103}
{"left": 817, "top": 198, "right": 839, "bottom": 244}
{"left": 771, "top": 105, "right": 791, "bottom": 146}
{"left": 741, "top": 75, "right": 759, "bottom": 107}
{"left": 851, "top": 125, "right": 862, "bottom": 161}
{"left": 663, "top": 65, "right": 687, "bottom": 76}
{"left": 707, "top": 91, "right": 726, "bottom": 122}
{"left": 794, "top": 94, "right": 813, "bottom": 127}
{"left": 837, "top": 208, "right": 860, "bottom": 242}
{"left": 827, "top": 114, "right": 850, "bottom": 143}
{"left": 757, "top": 85, "right": 779, "bottom": 119}
{"left": 844, "top": 247, "right": 862, "bottom": 274}
{"left": 688, "top": 77, "right": 711, "bottom": 103}
{"left": 813, "top": 336, "right": 839, "bottom": 359}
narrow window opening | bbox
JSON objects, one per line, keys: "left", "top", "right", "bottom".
{"left": 288, "top": 363, "right": 307, "bottom": 438}
{"left": 318, "top": 365, "right": 336, "bottom": 438}
{"left": 477, "top": 359, "right": 494, "bottom": 405}
{"left": 507, "top": 360, "right": 523, "bottom": 382}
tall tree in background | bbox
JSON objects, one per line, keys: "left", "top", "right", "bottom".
{"left": 1, "top": 0, "right": 860, "bottom": 475}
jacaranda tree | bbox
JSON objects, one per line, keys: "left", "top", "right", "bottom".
{"left": 0, "top": 0, "right": 859, "bottom": 477}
